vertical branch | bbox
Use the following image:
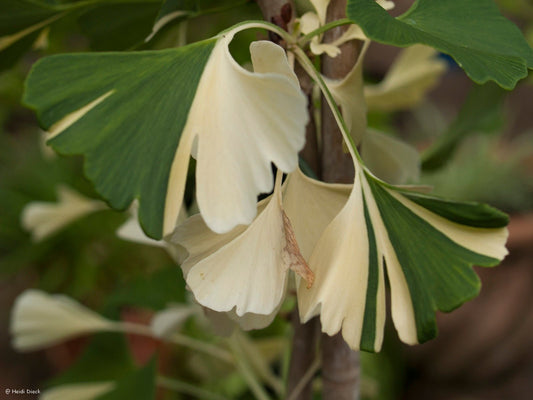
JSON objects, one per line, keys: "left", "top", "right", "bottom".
{"left": 286, "top": 310, "right": 320, "bottom": 400}
{"left": 256, "top": 2, "right": 321, "bottom": 399}
{"left": 321, "top": 332, "right": 360, "bottom": 400}
{"left": 321, "top": 0, "right": 358, "bottom": 184}
{"left": 295, "top": 61, "right": 321, "bottom": 175}
{"left": 320, "top": 0, "right": 361, "bottom": 398}
{"left": 288, "top": 28, "right": 321, "bottom": 400}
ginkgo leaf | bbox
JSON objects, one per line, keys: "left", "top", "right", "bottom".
{"left": 171, "top": 168, "right": 351, "bottom": 330}
{"left": 325, "top": 41, "right": 369, "bottom": 144}
{"left": 0, "top": 0, "right": 59, "bottom": 47}
{"left": 0, "top": 0, "right": 164, "bottom": 67}
{"left": 0, "top": 0, "right": 62, "bottom": 69}
{"left": 283, "top": 168, "right": 351, "bottom": 260}
{"left": 150, "top": 305, "right": 195, "bottom": 338}
{"left": 421, "top": 82, "right": 506, "bottom": 171}
{"left": 298, "top": 170, "right": 387, "bottom": 352}
{"left": 376, "top": 0, "right": 394, "bottom": 10}
{"left": 171, "top": 174, "right": 312, "bottom": 318}
{"left": 298, "top": 164, "right": 508, "bottom": 351}
{"left": 21, "top": 185, "right": 106, "bottom": 241}
{"left": 145, "top": 0, "right": 196, "bottom": 42}
{"left": 360, "top": 129, "right": 420, "bottom": 185}
{"left": 116, "top": 201, "right": 187, "bottom": 249}
{"left": 78, "top": 1, "right": 162, "bottom": 51}
{"left": 324, "top": 42, "right": 421, "bottom": 185}
{"left": 364, "top": 45, "right": 447, "bottom": 111}
{"left": 40, "top": 382, "right": 115, "bottom": 400}
{"left": 309, "top": 0, "right": 330, "bottom": 25}
{"left": 346, "top": 0, "right": 533, "bottom": 89}
{"left": 300, "top": 11, "right": 343, "bottom": 57}
{"left": 364, "top": 174, "right": 508, "bottom": 344}
{"left": 24, "top": 30, "right": 308, "bottom": 239}
{"left": 10, "top": 290, "right": 120, "bottom": 351}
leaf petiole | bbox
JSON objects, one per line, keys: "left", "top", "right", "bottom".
{"left": 297, "top": 18, "right": 353, "bottom": 46}
{"left": 290, "top": 46, "right": 363, "bottom": 165}
{"left": 222, "top": 20, "right": 297, "bottom": 44}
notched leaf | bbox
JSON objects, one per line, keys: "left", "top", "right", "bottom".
{"left": 346, "top": 0, "right": 533, "bottom": 89}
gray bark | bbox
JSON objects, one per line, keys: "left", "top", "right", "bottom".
{"left": 320, "top": 0, "right": 361, "bottom": 399}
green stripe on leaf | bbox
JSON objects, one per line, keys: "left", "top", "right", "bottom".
{"left": 300, "top": 167, "right": 508, "bottom": 350}
{"left": 366, "top": 175, "right": 504, "bottom": 343}
{"left": 400, "top": 191, "right": 509, "bottom": 228}
{"left": 360, "top": 196, "right": 380, "bottom": 352}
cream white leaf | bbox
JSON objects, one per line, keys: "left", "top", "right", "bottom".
{"left": 376, "top": 0, "right": 395, "bottom": 10}
{"left": 172, "top": 175, "right": 310, "bottom": 317}
{"left": 150, "top": 305, "right": 195, "bottom": 338}
{"left": 21, "top": 185, "right": 105, "bottom": 241}
{"left": 10, "top": 290, "right": 118, "bottom": 351}
{"left": 309, "top": 0, "right": 330, "bottom": 25}
{"left": 40, "top": 382, "right": 115, "bottom": 400}
{"left": 283, "top": 168, "right": 351, "bottom": 260}
{"left": 298, "top": 165, "right": 508, "bottom": 351}
{"left": 168, "top": 37, "right": 308, "bottom": 235}
{"left": 365, "top": 45, "right": 447, "bottom": 111}
{"left": 298, "top": 168, "right": 386, "bottom": 351}
{"left": 299, "top": 11, "right": 320, "bottom": 35}
{"left": 117, "top": 201, "right": 187, "bottom": 265}
{"left": 324, "top": 41, "right": 370, "bottom": 144}
{"left": 25, "top": 31, "right": 307, "bottom": 240}
{"left": 361, "top": 129, "right": 421, "bottom": 184}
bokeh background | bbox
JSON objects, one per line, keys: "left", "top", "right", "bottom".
{"left": 1, "top": 0, "right": 532, "bottom": 399}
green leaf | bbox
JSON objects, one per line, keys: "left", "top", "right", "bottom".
{"left": 155, "top": 0, "right": 198, "bottom": 24}
{"left": 298, "top": 167, "right": 508, "bottom": 350}
{"left": 159, "top": 0, "right": 197, "bottom": 14}
{"left": 364, "top": 173, "right": 507, "bottom": 343}
{"left": 421, "top": 83, "right": 506, "bottom": 170}
{"left": 399, "top": 190, "right": 509, "bottom": 228}
{"left": 359, "top": 196, "right": 381, "bottom": 352}
{"left": 420, "top": 136, "right": 533, "bottom": 212}
{"left": 0, "top": 30, "right": 41, "bottom": 71}
{"left": 346, "top": 0, "right": 533, "bottom": 89}
{"left": 24, "top": 32, "right": 308, "bottom": 239}
{"left": 77, "top": 0, "right": 255, "bottom": 51}
{"left": 0, "top": 0, "right": 61, "bottom": 70}
{"left": 0, "top": 0, "right": 185, "bottom": 66}
{"left": 78, "top": 1, "right": 162, "bottom": 51}
{"left": 0, "top": 0, "right": 58, "bottom": 36}
{"left": 95, "top": 358, "right": 157, "bottom": 400}
{"left": 23, "top": 39, "right": 217, "bottom": 239}
{"left": 143, "top": 0, "right": 197, "bottom": 44}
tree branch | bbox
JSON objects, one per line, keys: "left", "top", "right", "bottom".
{"left": 286, "top": 310, "right": 320, "bottom": 400}
{"left": 320, "top": 0, "right": 361, "bottom": 397}
{"left": 321, "top": 332, "right": 360, "bottom": 400}
{"left": 255, "top": 2, "right": 320, "bottom": 399}
{"left": 320, "top": 0, "right": 358, "bottom": 184}
{"left": 295, "top": 61, "right": 321, "bottom": 175}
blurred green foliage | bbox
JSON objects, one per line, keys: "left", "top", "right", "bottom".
{"left": 0, "top": 3, "right": 296, "bottom": 399}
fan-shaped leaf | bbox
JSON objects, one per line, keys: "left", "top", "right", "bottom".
{"left": 346, "top": 0, "right": 533, "bottom": 89}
